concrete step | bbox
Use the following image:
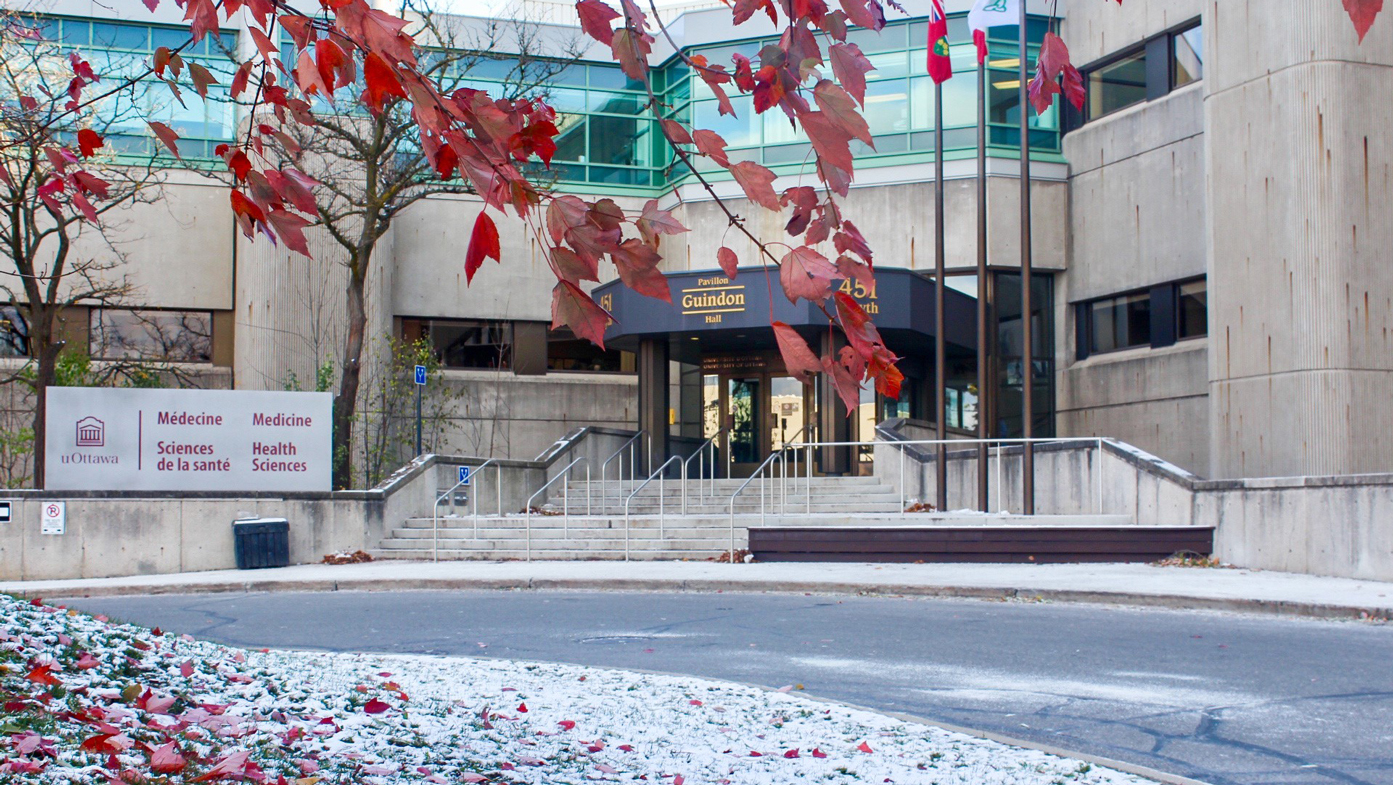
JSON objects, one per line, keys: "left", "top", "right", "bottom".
{"left": 380, "top": 536, "right": 731, "bottom": 550}
{"left": 371, "top": 549, "right": 722, "bottom": 562}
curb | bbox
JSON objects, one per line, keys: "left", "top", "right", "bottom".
{"left": 18, "top": 575, "right": 1392, "bottom": 622}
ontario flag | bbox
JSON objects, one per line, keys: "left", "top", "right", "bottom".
{"left": 968, "top": 0, "right": 1020, "bottom": 64}
{"left": 927, "top": 0, "right": 952, "bottom": 83}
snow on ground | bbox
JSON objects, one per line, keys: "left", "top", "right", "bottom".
{"left": 0, "top": 594, "right": 1154, "bottom": 784}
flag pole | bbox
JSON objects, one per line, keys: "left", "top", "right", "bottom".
{"left": 934, "top": 75, "right": 947, "bottom": 513}
{"left": 1017, "top": 0, "right": 1035, "bottom": 515}
{"left": 976, "top": 35, "right": 989, "bottom": 512}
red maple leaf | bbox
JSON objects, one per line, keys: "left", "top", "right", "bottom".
{"left": 465, "top": 211, "right": 501, "bottom": 284}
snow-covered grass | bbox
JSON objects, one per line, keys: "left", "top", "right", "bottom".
{"left": 0, "top": 593, "right": 1155, "bottom": 784}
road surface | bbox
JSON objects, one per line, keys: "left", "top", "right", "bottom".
{"left": 65, "top": 590, "right": 1393, "bottom": 785}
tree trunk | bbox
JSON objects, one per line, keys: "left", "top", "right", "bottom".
{"left": 28, "top": 305, "right": 58, "bottom": 489}
{"left": 332, "top": 264, "right": 369, "bottom": 489}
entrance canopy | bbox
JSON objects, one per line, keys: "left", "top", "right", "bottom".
{"left": 596, "top": 267, "right": 983, "bottom": 476}
{"left": 594, "top": 266, "right": 979, "bottom": 361}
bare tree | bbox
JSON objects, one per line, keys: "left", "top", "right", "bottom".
{"left": 257, "top": 1, "right": 581, "bottom": 487}
{"left": 0, "top": 11, "right": 165, "bottom": 486}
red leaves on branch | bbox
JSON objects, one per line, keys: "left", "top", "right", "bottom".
{"left": 1345, "top": 0, "right": 1385, "bottom": 40}
{"left": 552, "top": 280, "right": 611, "bottom": 348}
{"left": 814, "top": 81, "right": 873, "bottom": 145}
{"left": 1029, "top": 33, "right": 1083, "bottom": 115}
{"left": 636, "top": 199, "right": 687, "bottom": 248}
{"left": 693, "top": 130, "right": 730, "bottom": 166}
{"left": 828, "top": 43, "right": 874, "bottom": 106}
{"left": 773, "top": 322, "right": 820, "bottom": 383}
{"left": 576, "top": 0, "right": 621, "bottom": 46}
{"left": 147, "top": 121, "right": 181, "bottom": 158}
{"left": 76, "top": 129, "right": 103, "bottom": 158}
{"left": 362, "top": 54, "right": 406, "bottom": 113}
{"left": 780, "top": 246, "right": 841, "bottom": 304}
{"left": 717, "top": 247, "right": 739, "bottom": 278}
{"left": 729, "top": 161, "right": 780, "bottom": 210}
{"left": 181, "top": 0, "right": 219, "bottom": 44}
{"left": 465, "top": 212, "right": 502, "bottom": 284}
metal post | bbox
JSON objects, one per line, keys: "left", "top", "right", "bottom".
{"left": 899, "top": 446, "right": 905, "bottom": 515}
{"left": 976, "top": 48, "right": 991, "bottom": 513}
{"left": 805, "top": 445, "right": 812, "bottom": 514}
{"left": 1018, "top": 0, "right": 1035, "bottom": 515}
{"left": 415, "top": 382, "right": 423, "bottom": 457}
{"left": 934, "top": 78, "right": 949, "bottom": 513}
{"left": 1097, "top": 438, "right": 1104, "bottom": 515}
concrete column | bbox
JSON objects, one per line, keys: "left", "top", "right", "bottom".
{"left": 1206, "top": 1, "right": 1393, "bottom": 477}
{"left": 817, "top": 332, "right": 852, "bottom": 475}
{"left": 637, "top": 338, "right": 669, "bottom": 471}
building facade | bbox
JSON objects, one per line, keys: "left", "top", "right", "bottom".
{"left": 1, "top": 0, "right": 1388, "bottom": 485}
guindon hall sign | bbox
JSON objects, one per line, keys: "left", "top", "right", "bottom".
{"left": 45, "top": 388, "right": 332, "bottom": 492}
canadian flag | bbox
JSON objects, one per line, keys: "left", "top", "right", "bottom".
{"left": 967, "top": 0, "right": 1021, "bottom": 63}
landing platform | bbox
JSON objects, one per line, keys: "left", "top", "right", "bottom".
{"left": 749, "top": 526, "right": 1215, "bottom": 564}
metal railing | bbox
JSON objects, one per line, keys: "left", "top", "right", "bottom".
{"left": 431, "top": 458, "right": 500, "bottom": 562}
{"left": 723, "top": 436, "right": 1109, "bottom": 562}
{"left": 682, "top": 428, "right": 726, "bottom": 507}
{"left": 622, "top": 455, "right": 685, "bottom": 561}
{"left": 600, "top": 430, "right": 649, "bottom": 512}
{"left": 523, "top": 456, "right": 591, "bottom": 561}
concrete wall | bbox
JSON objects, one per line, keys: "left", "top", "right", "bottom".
{"left": 1205, "top": 1, "right": 1393, "bottom": 479}
{"left": 874, "top": 433, "right": 1393, "bottom": 582}
{"left": 1056, "top": 7, "right": 1210, "bottom": 474}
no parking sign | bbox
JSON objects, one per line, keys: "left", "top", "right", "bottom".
{"left": 41, "top": 502, "right": 65, "bottom": 535}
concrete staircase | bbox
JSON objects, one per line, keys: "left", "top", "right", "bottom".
{"left": 373, "top": 475, "right": 1136, "bottom": 561}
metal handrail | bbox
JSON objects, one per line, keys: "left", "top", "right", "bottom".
{"left": 782, "top": 437, "right": 1107, "bottom": 516}
{"left": 431, "top": 458, "right": 496, "bottom": 563}
{"left": 725, "top": 449, "right": 785, "bottom": 562}
{"left": 683, "top": 428, "right": 726, "bottom": 507}
{"left": 600, "top": 430, "right": 647, "bottom": 511}
{"left": 622, "top": 455, "right": 684, "bottom": 561}
{"left": 523, "top": 456, "right": 590, "bottom": 561}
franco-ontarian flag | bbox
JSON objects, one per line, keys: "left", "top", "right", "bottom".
{"left": 967, "top": 0, "right": 1021, "bottom": 63}
{"left": 927, "top": 0, "right": 952, "bottom": 83}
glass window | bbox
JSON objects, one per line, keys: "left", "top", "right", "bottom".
{"left": 1172, "top": 23, "right": 1202, "bottom": 87}
{"left": 411, "top": 319, "right": 512, "bottom": 369}
{"left": 1177, "top": 279, "right": 1207, "bottom": 339}
{"left": 92, "top": 22, "right": 148, "bottom": 50}
{"left": 547, "top": 327, "right": 634, "bottom": 372}
{"left": 0, "top": 305, "right": 29, "bottom": 357}
{"left": 587, "top": 90, "right": 643, "bottom": 114}
{"left": 1086, "top": 49, "right": 1147, "bottom": 120}
{"left": 91, "top": 309, "right": 213, "bottom": 362}
{"left": 150, "top": 26, "right": 190, "bottom": 52}
{"left": 60, "top": 19, "right": 89, "bottom": 46}
{"left": 588, "top": 115, "right": 651, "bottom": 167}
{"left": 1087, "top": 292, "right": 1151, "bottom": 354}
{"left": 910, "top": 74, "right": 977, "bottom": 130}
{"left": 693, "top": 97, "right": 758, "bottom": 148}
{"left": 863, "top": 79, "right": 909, "bottom": 135}
{"left": 553, "top": 114, "right": 587, "bottom": 162}
{"left": 865, "top": 50, "right": 909, "bottom": 81}
{"left": 588, "top": 64, "right": 642, "bottom": 91}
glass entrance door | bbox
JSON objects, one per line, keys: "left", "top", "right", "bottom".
{"left": 727, "top": 377, "right": 762, "bottom": 475}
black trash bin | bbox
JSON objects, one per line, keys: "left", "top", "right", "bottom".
{"left": 232, "top": 518, "right": 290, "bottom": 569}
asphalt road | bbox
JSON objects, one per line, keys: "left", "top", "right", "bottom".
{"left": 63, "top": 590, "right": 1393, "bottom": 785}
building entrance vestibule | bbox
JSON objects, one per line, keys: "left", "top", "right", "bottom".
{"left": 703, "top": 367, "right": 816, "bottom": 477}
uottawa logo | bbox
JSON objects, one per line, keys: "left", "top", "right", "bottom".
{"left": 63, "top": 416, "right": 118, "bottom": 465}
{"left": 75, "top": 416, "right": 104, "bottom": 447}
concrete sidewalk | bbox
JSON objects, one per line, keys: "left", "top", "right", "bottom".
{"left": 4, "top": 560, "right": 1391, "bottom": 620}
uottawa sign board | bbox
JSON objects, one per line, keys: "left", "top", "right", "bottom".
{"left": 45, "top": 388, "right": 332, "bottom": 492}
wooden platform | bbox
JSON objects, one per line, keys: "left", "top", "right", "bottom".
{"left": 748, "top": 526, "right": 1214, "bottom": 563}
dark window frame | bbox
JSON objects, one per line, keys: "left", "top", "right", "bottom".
{"left": 1174, "top": 276, "right": 1208, "bottom": 342}
{"left": 1074, "top": 276, "right": 1208, "bottom": 361}
{"left": 404, "top": 317, "right": 514, "bottom": 371}
{"left": 1066, "top": 16, "right": 1202, "bottom": 130}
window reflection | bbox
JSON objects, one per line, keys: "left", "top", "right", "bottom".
{"left": 90, "top": 309, "right": 212, "bottom": 363}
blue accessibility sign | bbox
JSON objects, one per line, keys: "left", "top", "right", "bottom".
{"left": 414, "top": 364, "right": 427, "bottom": 385}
